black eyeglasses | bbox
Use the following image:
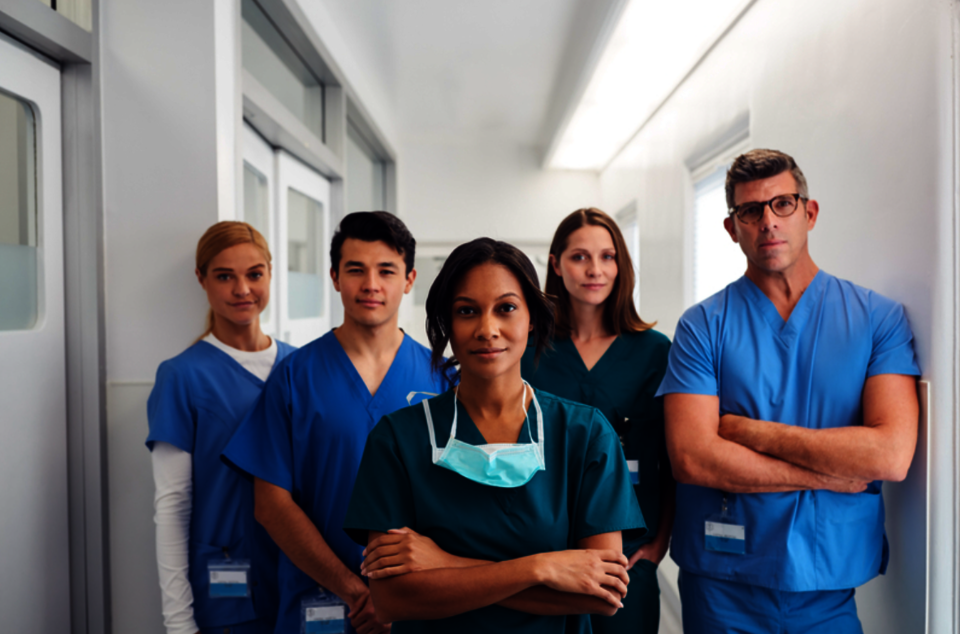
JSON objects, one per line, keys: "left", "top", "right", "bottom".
{"left": 729, "top": 193, "right": 806, "bottom": 224}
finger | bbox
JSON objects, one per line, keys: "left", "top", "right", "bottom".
{"left": 362, "top": 548, "right": 403, "bottom": 572}
{"left": 367, "top": 564, "right": 412, "bottom": 580}
{"left": 364, "top": 553, "right": 407, "bottom": 574}
{"left": 598, "top": 549, "right": 629, "bottom": 567}
{"left": 387, "top": 528, "right": 410, "bottom": 535}
{"left": 364, "top": 534, "right": 403, "bottom": 557}
{"left": 602, "top": 574, "right": 629, "bottom": 598}
{"left": 603, "top": 562, "right": 631, "bottom": 587}
{"left": 626, "top": 548, "right": 646, "bottom": 569}
{"left": 590, "top": 583, "right": 623, "bottom": 608}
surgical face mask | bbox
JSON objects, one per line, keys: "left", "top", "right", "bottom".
{"left": 423, "top": 382, "right": 545, "bottom": 488}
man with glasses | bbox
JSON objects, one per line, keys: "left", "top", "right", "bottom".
{"left": 657, "top": 149, "right": 920, "bottom": 633}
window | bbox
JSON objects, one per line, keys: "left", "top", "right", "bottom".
{"left": 242, "top": 0, "right": 324, "bottom": 140}
{"left": 692, "top": 164, "right": 744, "bottom": 303}
{"left": 0, "top": 90, "right": 38, "bottom": 330}
{"left": 286, "top": 188, "right": 325, "bottom": 320}
{"left": 346, "top": 121, "right": 386, "bottom": 212}
{"left": 616, "top": 201, "right": 641, "bottom": 311}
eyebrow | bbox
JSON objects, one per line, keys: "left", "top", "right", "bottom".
{"left": 211, "top": 263, "right": 265, "bottom": 273}
{"left": 344, "top": 260, "right": 399, "bottom": 268}
{"left": 453, "top": 292, "right": 522, "bottom": 303}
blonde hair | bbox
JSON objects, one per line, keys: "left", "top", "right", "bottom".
{"left": 195, "top": 221, "right": 272, "bottom": 340}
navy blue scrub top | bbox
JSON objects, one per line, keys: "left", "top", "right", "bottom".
{"left": 222, "top": 330, "right": 449, "bottom": 634}
{"left": 657, "top": 271, "right": 921, "bottom": 591}
{"left": 343, "top": 388, "right": 646, "bottom": 634}
{"left": 146, "top": 338, "right": 295, "bottom": 630}
{"left": 522, "top": 330, "right": 670, "bottom": 555}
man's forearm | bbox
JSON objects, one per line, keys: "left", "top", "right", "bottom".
{"left": 254, "top": 480, "right": 363, "bottom": 603}
{"left": 720, "top": 416, "right": 911, "bottom": 482}
{"left": 499, "top": 586, "right": 617, "bottom": 616}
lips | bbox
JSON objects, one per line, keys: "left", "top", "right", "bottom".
{"left": 471, "top": 347, "right": 506, "bottom": 358}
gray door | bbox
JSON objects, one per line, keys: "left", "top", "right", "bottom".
{"left": 0, "top": 32, "right": 69, "bottom": 633}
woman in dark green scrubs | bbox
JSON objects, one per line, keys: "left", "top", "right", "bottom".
{"left": 522, "top": 207, "right": 674, "bottom": 634}
{"left": 343, "top": 238, "right": 646, "bottom": 634}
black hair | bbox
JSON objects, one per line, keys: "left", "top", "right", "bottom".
{"left": 330, "top": 211, "right": 416, "bottom": 275}
{"left": 425, "top": 238, "right": 555, "bottom": 377}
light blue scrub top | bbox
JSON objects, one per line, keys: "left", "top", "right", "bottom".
{"left": 656, "top": 271, "right": 920, "bottom": 592}
{"left": 146, "top": 339, "right": 296, "bottom": 631}
{"left": 343, "top": 388, "right": 646, "bottom": 634}
{"left": 222, "top": 330, "right": 449, "bottom": 634}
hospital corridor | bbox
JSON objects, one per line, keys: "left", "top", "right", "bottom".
{"left": 0, "top": 0, "right": 957, "bottom": 632}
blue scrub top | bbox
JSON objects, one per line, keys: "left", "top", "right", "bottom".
{"left": 222, "top": 330, "right": 449, "bottom": 634}
{"left": 343, "top": 388, "right": 646, "bottom": 634}
{"left": 657, "top": 271, "right": 920, "bottom": 591}
{"left": 522, "top": 330, "right": 670, "bottom": 555}
{"left": 146, "top": 338, "right": 295, "bottom": 630}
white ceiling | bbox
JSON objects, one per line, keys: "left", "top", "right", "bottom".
{"left": 318, "top": 0, "right": 592, "bottom": 145}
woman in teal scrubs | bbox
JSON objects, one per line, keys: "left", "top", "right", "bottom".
{"left": 522, "top": 208, "right": 673, "bottom": 634}
{"left": 343, "top": 238, "right": 645, "bottom": 634}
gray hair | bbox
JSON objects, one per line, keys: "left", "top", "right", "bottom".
{"left": 725, "top": 149, "right": 809, "bottom": 210}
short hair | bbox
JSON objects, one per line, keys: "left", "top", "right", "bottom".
{"left": 545, "top": 207, "right": 654, "bottom": 339}
{"left": 424, "top": 238, "right": 555, "bottom": 377}
{"left": 725, "top": 149, "right": 810, "bottom": 209}
{"left": 330, "top": 211, "right": 416, "bottom": 275}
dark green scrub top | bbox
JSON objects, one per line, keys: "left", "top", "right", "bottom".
{"left": 343, "top": 388, "right": 646, "bottom": 634}
{"left": 522, "top": 330, "right": 671, "bottom": 556}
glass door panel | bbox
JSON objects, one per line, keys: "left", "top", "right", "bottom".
{"left": 241, "top": 123, "right": 278, "bottom": 335}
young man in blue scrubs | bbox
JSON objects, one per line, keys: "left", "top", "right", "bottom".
{"left": 658, "top": 149, "right": 920, "bottom": 633}
{"left": 223, "top": 212, "right": 449, "bottom": 634}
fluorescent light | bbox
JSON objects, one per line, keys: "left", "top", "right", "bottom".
{"left": 548, "top": 0, "right": 747, "bottom": 170}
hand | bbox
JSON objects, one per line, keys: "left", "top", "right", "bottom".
{"left": 534, "top": 549, "right": 630, "bottom": 609}
{"left": 627, "top": 541, "right": 667, "bottom": 570}
{"left": 345, "top": 585, "right": 391, "bottom": 634}
{"left": 816, "top": 473, "right": 870, "bottom": 493}
{"left": 362, "top": 528, "right": 449, "bottom": 580}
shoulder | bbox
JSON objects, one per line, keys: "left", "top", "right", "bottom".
{"left": 275, "top": 339, "right": 298, "bottom": 360}
{"left": 535, "top": 389, "right": 611, "bottom": 432}
{"left": 621, "top": 328, "right": 671, "bottom": 352}
{"left": 820, "top": 272, "right": 908, "bottom": 322}
{"left": 154, "top": 341, "right": 216, "bottom": 384}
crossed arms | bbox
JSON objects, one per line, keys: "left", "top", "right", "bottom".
{"left": 665, "top": 373, "right": 919, "bottom": 493}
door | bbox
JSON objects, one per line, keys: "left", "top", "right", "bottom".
{"left": 276, "top": 150, "right": 331, "bottom": 346}
{"left": 0, "top": 32, "right": 69, "bottom": 634}
{"left": 241, "top": 123, "right": 278, "bottom": 338}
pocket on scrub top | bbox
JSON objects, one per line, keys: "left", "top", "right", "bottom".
{"left": 190, "top": 539, "right": 259, "bottom": 628}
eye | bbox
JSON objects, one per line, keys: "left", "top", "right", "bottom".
{"left": 603, "top": 253, "right": 616, "bottom": 261}
{"left": 498, "top": 303, "right": 518, "bottom": 313}
{"left": 347, "top": 267, "right": 363, "bottom": 274}
{"left": 249, "top": 271, "right": 263, "bottom": 280}
{"left": 454, "top": 305, "right": 476, "bottom": 316}
{"left": 570, "top": 254, "right": 585, "bottom": 261}
{"left": 216, "top": 273, "right": 231, "bottom": 282}
{"left": 380, "top": 269, "right": 395, "bottom": 276}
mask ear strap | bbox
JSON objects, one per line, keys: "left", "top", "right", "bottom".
{"left": 422, "top": 400, "right": 443, "bottom": 462}
{"left": 523, "top": 381, "right": 546, "bottom": 469}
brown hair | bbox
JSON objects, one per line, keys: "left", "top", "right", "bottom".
{"left": 195, "top": 221, "right": 272, "bottom": 340}
{"left": 724, "top": 149, "right": 809, "bottom": 209}
{"left": 545, "top": 208, "right": 654, "bottom": 339}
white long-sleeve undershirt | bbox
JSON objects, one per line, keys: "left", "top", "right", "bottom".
{"left": 152, "top": 335, "right": 278, "bottom": 634}
{"left": 152, "top": 441, "right": 199, "bottom": 634}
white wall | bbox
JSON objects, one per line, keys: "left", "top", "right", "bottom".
{"left": 599, "top": 0, "right": 955, "bottom": 631}
{"left": 100, "top": 1, "right": 238, "bottom": 631}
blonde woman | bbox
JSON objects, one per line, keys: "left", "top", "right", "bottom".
{"left": 147, "top": 221, "right": 295, "bottom": 634}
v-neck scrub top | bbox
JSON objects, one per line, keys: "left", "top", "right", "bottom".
{"left": 147, "top": 338, "right": 296, "bottom": 631}
{"left": 656, "top": 271, "right": 920, "bottom": 591}
{"left": 222, "top": 331, "right": 449, "bottom": 634}
{"left": 521, "top": 330, "right": 670, "bottom": 555}
{"left": 343, "top": 388, "right": 646, "bottom": 634}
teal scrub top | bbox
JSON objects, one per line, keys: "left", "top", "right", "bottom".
{"left": 522, "top": 330, "right": 671, "bottom": 555}
{"left": 343, "top": 388, "right": 646, "bottom": 634}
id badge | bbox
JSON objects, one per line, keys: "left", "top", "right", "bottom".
{"left": 626, "top": 460, "right": 639, "bottom": 485}
{"left": 704, "top": 495, "right": 745, "bottom": 555}
{"left": 302, "top": 588, "right": 348, "bottom": 634}
{"left": 208, "top": 559, "right": 251, "bottom": 598}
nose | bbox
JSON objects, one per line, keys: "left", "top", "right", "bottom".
{"left": 233, "top": 277, "right": 250, "bottom": 296}
{"left": 757, "top": 204, "right": 779, "bottom": 231}
{"left": 586, "top": 256, "right": 599, "bottom": 276}
{"left": 475, "top": 311, "right": 499, "bottom": 341}
{"left": 361, "top": 270, "right": 380, "bottom": 292}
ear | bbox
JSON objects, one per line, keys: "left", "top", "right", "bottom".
{"left": 330, "top": 267, "right": 341, "bottom": 292}
{"left": 403, "top": 268, "right": 417, "bottom": 295}
{"left": 723, "top": 217, "right": 739, "bottom": 243}
{"left": 804, "top": 199, "right": 819, "bottom": 231}
{"left": 196, "top": 268, "right": 206, "bottom": 289}
{"left": 549, "top": 253, "right": 562, "bottom": 277}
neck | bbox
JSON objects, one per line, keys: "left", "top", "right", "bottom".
{"left": 457, "top": 367, "right": 527, "bottom": 418}
{"left": 745, "top": 251, "right": 820, "bottom": 317}
{"left": 568, "top": 299, "right": 610, "bottom": 341}
{"left": 210, "top": 318, "right": 270, "bottom": 352}
{"left": 334, "top": 313, "right": 404, "bottom": 360}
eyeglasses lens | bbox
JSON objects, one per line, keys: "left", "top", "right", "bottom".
{"left": 736, "top": 195, "right": 798, "bottom": 222}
